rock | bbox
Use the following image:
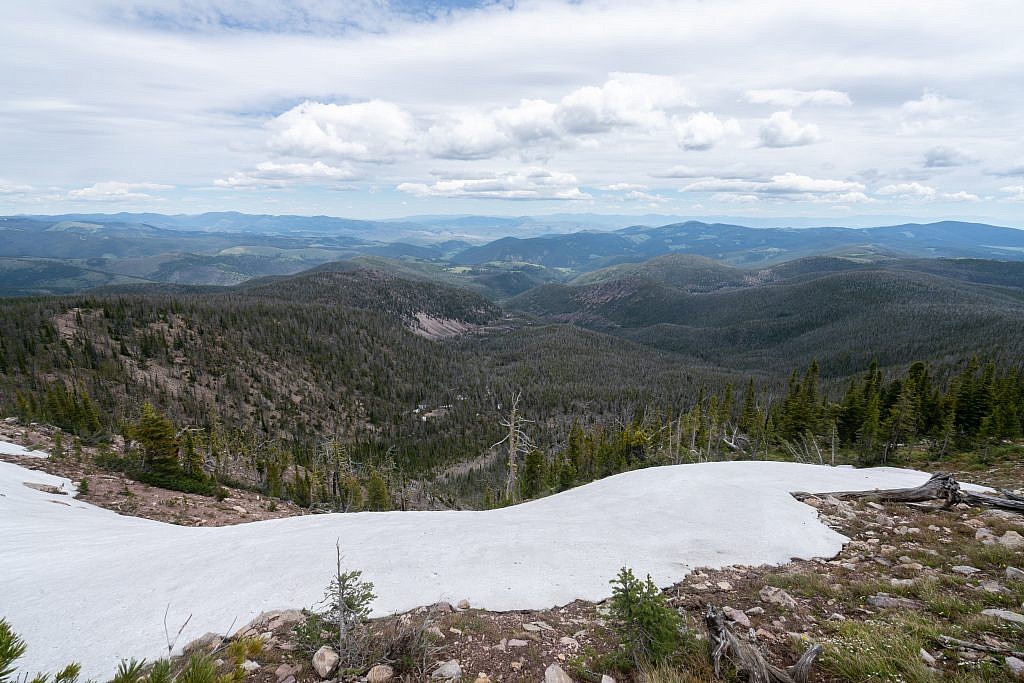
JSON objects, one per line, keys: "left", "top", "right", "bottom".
{"left": 1007, "top": 567, "right": 1024, "bottom": 581}
{"left": 507, "top": 639, "right": 529, "bottom": 647}
{"left": 522, "top": 622, "right": 542, "bottom": 632}
{"left": 952, "top": 565, "right": 981, "bottom": 575}
{"left": 231, "top": 505, "right": 247, "bottom": 515}
{"left": 559, "top": 636, "right": 579, "bottom": 648}
{"left": 919, "top": 649, "right": 936, "bottom": 667}
{"left": 457, "top": 599, "right": 471, "bottom": 610}
{"left": 999, "top": 530, "right": 1024, "bottom": 550}
{"left": 431, "top": 660, "right": 462, "bottom": 680}
{"left": 275, "top": 664, "right": 297, "bottom": 682}
{"left": 366, "top": 664, "right": 395, "bottom": 682}
{"left": 545, "top": 663, "right": 574, "bottom": 683}
{"left": 868, "top": 593, "right": 924, "bottom": 610}
{"left": 600, "top": 677, "right": 616, "bottom": 683}
{"left": 802, "top": 496, "right": 822, "bottom": 508}
{"left": 312, "top": 646, "right": 339, "bottom": 679}
{"left": 241, "top": 661, "right": 260, "bottom": 673}
{"left": 723, "top": 606, "right": 752, "bottom": 629}
{"left": 982, "top": 609, "right": 1024, "bottom": 625}
{"left": 183, "top": 632, "right": 223, "bottom": 654}
{"left": 430, "top": 601, "right": 454, "bottom": 614}
{"left": 745, "top": 606, "right": 765, "bottom": 616}
{"left": 427, "top": 626, "right": 445, "bottom": 640}
{"left": 1006, "top": 656, "right": 1024, "bottom": 679}
{"left": 759, "top": 586, "right": 798, "bottom": 609}
{"left": 980, "top": 580, "right": 1006, "bottom": 594}
{"left": 474, "top": 675, "right": 492, "bottom": 683}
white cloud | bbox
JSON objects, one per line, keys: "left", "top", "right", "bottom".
{"left": 266, "top": 100, "right": 417, "bottom": 162}
{"left": 1000, "top": 185, "right": 1024, "bottom": 202}
{"left": 922, "top": 146, "right": 975, "bottom": 168}
{"left": 0, "top": 180, "right": 34, "bottom": 194}
{"left": 672, "top": 112, "right": 740, "bottom": 151}
{"left": 758, "top": 111, "right": 822, "bottom": 148}
{"left": 602, "top": 183, "right": 648, "bottom": 191}
{"left": 67, "top": 181, "right": 173, "bottom": 201}
{"left": 877, "top": 182, "right": 979, "bottom": 202}
{"left": 744, "top": 89, "right": 852, "bottom": 107}
{"left": 682, "top": 173, "right": 863, "bottom": 199}
{"left": 899, "top": 90, "right": 968, "bottom": 133}
{"left": 554, "top": 72, "right": 693, "bottom": 134}
{"left": 397, "top": 167, "right": 589, "bottom": 201}
{"left": 215, "top": 161, "right": 358, "bottom": 188}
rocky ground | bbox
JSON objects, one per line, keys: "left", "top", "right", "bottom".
{"left": 0, "top": 421, "right": 307, "bottom": 525}
{"left": 171, "top": 486, "right": 1024, "bottom": 682}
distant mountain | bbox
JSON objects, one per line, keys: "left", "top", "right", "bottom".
{"left": 454, "top": 220, "right": 1024, "bottom": 270}
{"left": 508, "top": 259, "right": 1024, "bottom": 374}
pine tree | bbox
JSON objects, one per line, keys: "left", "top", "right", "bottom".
{"left": 519, "top": 448, "right": 546, "bottom": 499}
{"left": 130, "top": 402, "right": 179, "bottom": 476}
{"left": 366, "top": 470, "right": 390, "bottom": 511}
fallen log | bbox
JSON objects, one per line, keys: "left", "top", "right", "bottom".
{"left": 705, "top": 606, "right": 821, "bottom": 683}
{"left": 793, "top": 472, "right": 961, "bottom": 507}
{"left": 935, "top": 635, "right": 1024, "bottom": 659}
{"left": 960, "top": 490, "right": 1024, "bottom": 512}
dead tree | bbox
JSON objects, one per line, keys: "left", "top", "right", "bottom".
{"left": 793, "top": 471, "right": 1024, "bottom": 514}
{"left": 705, "top": 606, "right": 821, "bottom": 683}
{"left": 491, "top": 392, "right": 534, "bottom": 502}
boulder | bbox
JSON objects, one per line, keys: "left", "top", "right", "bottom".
{"left": 431, "top": 660, "right": 462, "bottom": 680}
{"left": 952, "top": 565, "right": 980, "bottom": 575}
{"left": 1006, "top": 656, "right": 1024, "bottom": 680}
{"left": 759, "top": 586, "right": 798, "bottom": 609}
{"left": 312, "top": 645, "right": 339, "bottom": 679}
{"left": 366, "top": 664, "right": 395, "bottom": 682}
{"left": 275, "top": 664, "right": 297, "bottom": 682}
{"left": 545, "top": 663, "right": 574, "bottom": 683}
{"left": 723, "top": 606, "right": 752, "bottom": 629}
{"left": 999, "top": 530, "right": 1024, "bottom": 550}
{"left": 1006, "top": 566, "right": 1024, "bottom": 581}
{"left": 457, "top": 599, "right": 471, "bottom": 609}
{"left": 982, "top": 609, "right": 1024, "bottom": 625}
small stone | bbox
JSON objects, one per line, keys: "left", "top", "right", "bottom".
{"left": 559, "top": 636, "right": 579, "bottom": 648}
{"left": 474, "top": 674, "right": 492, "bottom": 683}
{"left": 184, "top": 632, "right": 222, "bottom": 654}
{"left": 507, "top": 639, "right": 529, "bottom": 647}
{"left": 366, "top": 665, "right": 394, "bottom": 682}
{"left": 522, "top": 622, "right": 542, "bottom": 632}
{"left": 919, "top": 649, "right": 936, "bottom": 667}
{"left": 431, "top": 660, "right": 462, "bottom": 680}
{"left": 600, "top": 676, "right": 616, "bottom": 683}
{"left": 545, "top": 663, "right": 574, "bottom": 683}
{"left": 745, "top": 606, "right": 765, "bottom": 616}
{"left": 980, "top": 580, "right": 1006, "bottom": 594}
{"left": 275, "top": 664, "right": 297, "bottom": 682}
{"left": 231, "top": 505, "right": 247, "bottom": 515}
{"left": 868, "top": 593, "right": 924, "bottom": 610}
{"left": 952, "top": 565, "right": 981, "bottom": 575}
{"left": 457, "top": 599, "right": 471, "bottom": 610}
{"left": 312, "top": 646, "right": 339, "bottom": 679}
{"left": 427, "top": 626, "right": 445, "bottom": 639}
{"left": 430, "top": 601, "right": 454, "bottom": 614}
{"left": 759, "top": 586, "right": 798, "bottom": 609}
{"left": 999, "top": 530, "right": 1024, "bottom": 550}
{"left": 1006, "top": 656, "right": 1024, "bottom": 679}
{"left": 241, "top": 661, "right": 260, "bottom": 673}
{"left": 982, "top": 609, "right": 1024, "bottom": 625}
{"left": 723, "top": 606, "right": 751, "bottom": 629}
{"left": 1006, "top": 567, "right": 1024, "bottom": 581}
{"left": 717, "top": 581, "right": 733, "bottom": 591}
{"left": 510, "top": 661, "right": 522, "bottom": 672}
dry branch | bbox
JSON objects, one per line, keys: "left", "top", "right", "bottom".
{"left": 705, "top": 606, "right": 821, "bottom": 683}
{"left": 935, "top": 635, "right": 1024, "bottom": 659}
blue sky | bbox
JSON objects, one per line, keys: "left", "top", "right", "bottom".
{"left": 1, "top": 0, "right": 1023, "bottom": 224}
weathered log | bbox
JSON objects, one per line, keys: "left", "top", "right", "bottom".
{"left": 705, "top": 606, "right": 821, "bottom": 683}
{"left": 999, "top": 488, "right": 1024, "bottom": 503}
{"left": 793, "top": 472, "right": 961, "bottom": 507}
{"left": 960, "top": 490, "right": 1024, "bottom": 512}
{"left": 935, "top": 635, "right": 1024, "bottom": 659}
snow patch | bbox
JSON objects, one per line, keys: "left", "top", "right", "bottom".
{"left": 0, "top": 453, "right": 952, "bottom": 679}
{"left": 0, "top": 440, "right": 50, "bottom": 458}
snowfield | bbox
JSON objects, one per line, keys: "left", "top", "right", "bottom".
{"left": 0, "top": 450, "right": 960, "bottom": 679}
{"left": 0, "top": 440, "right": 50, "bottom": 458}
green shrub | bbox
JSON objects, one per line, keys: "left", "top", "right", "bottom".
{"left": 608, "top": 567, "right": 682, "bottom": 668}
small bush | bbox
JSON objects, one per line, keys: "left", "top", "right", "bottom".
{"left": 608, "top": 567, "right": 682, "bottom": 668}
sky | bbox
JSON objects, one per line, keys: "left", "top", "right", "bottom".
{"left": 1, "top": 0, "right": 1023, "bottom": 224}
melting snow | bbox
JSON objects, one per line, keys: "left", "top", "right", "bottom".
{"left": 0, "top": 440, "right": 50, "bottom": 458}
{"left": 0, "top": 448, "right": 949, "bottom": 679}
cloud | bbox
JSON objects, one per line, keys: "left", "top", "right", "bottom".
{"left": 602, "top": 183, "right": 648, "bottom": 191}
{"left": 397, "top": 167, "right": 589, "bottom": 201}
{"left": 682, "top": 172, "right": 864, "bottom": 202}
{"left": 0, "top": 180, "right": 34, "bottom": 194}
{"left": 899, "top": 90, "right": 968, "bottom": 133}
{"left": 878, "top": 182, "right": 979, "bottom": 202}
{"left": 215, "top": 161, "right": 359, "bottom": 188}
{"left": 744, "top": 89, "right": 852, "bottom": 107}
{"left": 672, "top": 112, "right": 740, "bottom": 151}
{"left": 1001, "top": 185, "right": 1024, "bottom": 202}
{"left": 67, "top": 181, "right": 173, "bottom": 201}
{"left": 554, "top": 72, "right": 693, "bottom": 134}
{"left": 758, "top": 111, "right": 822, "bottom": 148}
{"left": 922, "top": 146, "right": 975, "bottom": 168}
{"left": 987, "top": 163, "right": 1024, "bottom": 177}
{"left": 266, "top": 100, "right": 417, "bottom": 162}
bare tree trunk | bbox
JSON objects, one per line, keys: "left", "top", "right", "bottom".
{"left": 705, "top": 606, "right": 820, "bottom": 683}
